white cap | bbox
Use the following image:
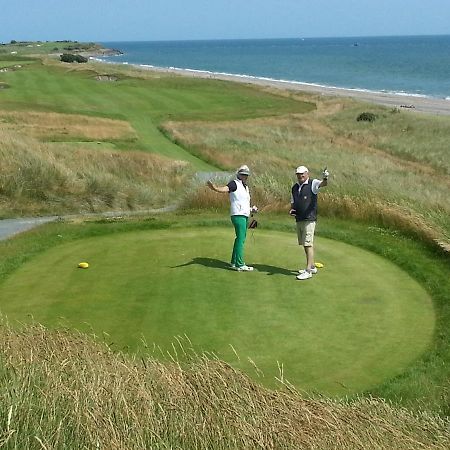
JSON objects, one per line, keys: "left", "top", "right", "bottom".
{"left": 295, "top": 165, "right": 309, "bottom": 174}
{"left": 237, "top": 165, "right": 250, "bottom": 176}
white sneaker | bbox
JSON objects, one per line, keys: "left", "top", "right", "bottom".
{"left": 230, "top": 264, "right": 236, "bottom": 269}
{"left": 299, "top": 267, "right": 317, "bottom": 274}
{"left": 237, "top": 265, "right": 254, "bottom": 272}
{"left": 296, "top": 271, "right": 312, "bottom": 280}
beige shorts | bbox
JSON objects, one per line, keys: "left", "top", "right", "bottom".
{"left": 296, "top": 221, "right": 316, "bottom": 247}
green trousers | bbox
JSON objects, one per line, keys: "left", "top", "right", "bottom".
{"left": 230, "top": 215, "right": 248, "bottom": 267}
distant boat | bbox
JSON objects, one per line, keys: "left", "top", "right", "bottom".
{"left": 353, "top": 42, "right": 359, "bottom": 47}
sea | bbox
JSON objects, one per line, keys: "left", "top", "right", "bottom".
{"left": 99, "top": 35, "right": 450, "bottom": 100}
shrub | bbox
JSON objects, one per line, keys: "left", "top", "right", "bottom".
{"left": 60, "top": 53, "right": 88, "bottom": 63}
{"left": 357, "top": 112, "right": 377, "bottom": 122}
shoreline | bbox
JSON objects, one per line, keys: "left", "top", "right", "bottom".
{"left": 92, "top": 57, "right": 450, "bottom": 116}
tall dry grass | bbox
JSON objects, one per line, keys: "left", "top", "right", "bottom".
{"left": 0, "top": 129, "right": 190, "bottom": 216}
{"left": 324, "top": 102, "right": 450, "bottom": 175}
{"left": 0, "top": 110, "right": 136, "bottom": 142}
{"left": 0, "top": 321, "right": 448, "bottom": 449}
{"left": 161, "top": 108, "right": 450, "bottom": 250}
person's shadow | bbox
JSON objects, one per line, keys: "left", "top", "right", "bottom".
{"left": 172, "top": 257, "right": 229, "bottom": 270}
{"left": 172, "top": 257, "right": 295, "bottom": 276}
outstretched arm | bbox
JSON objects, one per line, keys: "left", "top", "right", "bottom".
{"left": 207, "top": 180, "right": 230, "bottom": 193}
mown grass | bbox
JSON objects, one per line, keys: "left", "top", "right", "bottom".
{"left": 0, "top": 320, "right": 449, "bottom": 450}
{"left": 0, "top": 56, "right": 313, "bottom": 165}
{"left": 0, "top": 214, "right": 449, "bottom": 415}
{"left": 0, "top": 225, "right": 435, "bottom": 397}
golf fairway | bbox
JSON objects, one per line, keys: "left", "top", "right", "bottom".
{"left": 0, "top": 227, "right": 434, "bottom": 395}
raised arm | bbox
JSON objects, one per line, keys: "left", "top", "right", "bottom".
{"left": 207, "top": 180, "right": 230, "bottom": 193}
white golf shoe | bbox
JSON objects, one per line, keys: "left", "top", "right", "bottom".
{"left": 298, "top": 267, "right": 317, "bottom": 275}
{"left": 296, "top": 270, "right": 312, "bottom": 280}
{"left": 236, "top": 265, "right": 254, "bottom": 272}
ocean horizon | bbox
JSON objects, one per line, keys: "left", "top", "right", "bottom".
{"left": 99, "top": 35, "right": 450, "bottom": 100}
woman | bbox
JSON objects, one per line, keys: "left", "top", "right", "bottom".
{"left": 207, "top": 165, "right": 257, "bottom": 271}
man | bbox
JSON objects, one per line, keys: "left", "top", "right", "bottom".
{"left": 290, "top": 165, "right": 329, "bottom": 280}
{"left": 207, "top": 165, "right": 257, "bottom": 272}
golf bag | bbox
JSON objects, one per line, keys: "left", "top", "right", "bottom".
{"left": 248, "top": 218, "right": 258, "bottom": 229}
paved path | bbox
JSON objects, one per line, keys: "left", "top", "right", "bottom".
{"left": 0, "top": 216, "right": 58, "bottom": 241}
{"left": 0, "top": 208, "right": 177, "bottom": 242}
{"left": 0, "top": 172, "right": 230, "bottom": 242}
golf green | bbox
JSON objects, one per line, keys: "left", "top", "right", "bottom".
{"left": 0, "top": 227, "right": 434, "bottom": 395}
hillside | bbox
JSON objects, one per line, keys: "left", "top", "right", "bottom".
{"left": 0, "top": 42, "right": 449, "bottom": 447}
{"left": 1, "top": 322, "right": 449, "bottom": 449}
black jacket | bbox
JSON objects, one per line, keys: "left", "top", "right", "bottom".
{"left": 291, "top": 181, "right": 317, "bottom": 221}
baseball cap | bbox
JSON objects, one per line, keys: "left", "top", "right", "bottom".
{"left": 237, "top": 165, "right": 250, "bottom": 176}
{"left": 295, "top": 165, "right": 309, "bottom": 174}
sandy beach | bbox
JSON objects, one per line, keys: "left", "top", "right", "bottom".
{"left": 129, "top": 63, "right": 450, "bottom": 116}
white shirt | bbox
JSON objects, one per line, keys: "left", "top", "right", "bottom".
{"left": 229, "top": 179, "right": 251, "bottom": 217}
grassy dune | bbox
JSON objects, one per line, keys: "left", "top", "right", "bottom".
{"left": 161, "top": 96, "right": 450, "bottom": 250}
{"left": 0, "top": 321, "right": 448, "bottom": 450}
{"left": 0, "top": 129, "right": 190, "bottom": 216}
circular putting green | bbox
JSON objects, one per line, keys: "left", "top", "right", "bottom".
{"left": 0, "top": 227, "right": 434, "bottom": 395}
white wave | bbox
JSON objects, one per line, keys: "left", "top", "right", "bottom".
{"left": 91, "top": 57, "right": 444, "bottom": 100}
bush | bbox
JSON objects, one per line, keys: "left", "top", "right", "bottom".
{"left": 60, "top": 53, "right": 88, "bottom": 63}
{"left": 356, "top": 112, "right": 377, "bottom": 122}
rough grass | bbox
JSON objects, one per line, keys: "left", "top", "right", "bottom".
{"left": 0, "top": 130, "right": 190, "bottom": 216}
{"left": 161, "top": 105, "right": 450, "bottom": 251}
{"left": 0, "top": 321, "right": 448, "bottom": 450}
{"left": 0, "top": 109, "right": 136, "bottom": 141}
{"left": 324, "top": 101, "right": 450, "bottom": 175}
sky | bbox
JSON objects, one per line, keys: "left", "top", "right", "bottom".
{"left": 1, "top": 0, "right": 450, "bottom": 43}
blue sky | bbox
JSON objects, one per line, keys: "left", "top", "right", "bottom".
{"left": 1, "top": 0, "right": 449, "bottom": 43}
